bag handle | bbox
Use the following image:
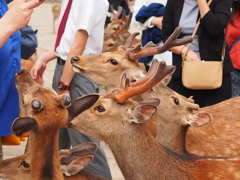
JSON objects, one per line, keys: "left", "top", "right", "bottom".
{"left": 182, "top": 0, "right": 226, "bottom": 62}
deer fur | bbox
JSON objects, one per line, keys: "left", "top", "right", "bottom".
{"left": 68, "top": 93, "right": 240, "bottom": 180}
{"left": 0, "top": 143, "right": 108, "bottom": 180}
{"left": 70, "top": 29, "right": 240, "bottom": 157}
{"left": 21, "top": 59, "right": 35, "bottom": 73}
{"left": 13, "top": 69, "right": 99, "bottom": 180}
{"left": 103, "top": 5, "right": 140, "bottom": 53}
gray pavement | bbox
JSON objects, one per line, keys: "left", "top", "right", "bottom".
{"left": 2, "top": 2, "right": 142, "bottom": 179}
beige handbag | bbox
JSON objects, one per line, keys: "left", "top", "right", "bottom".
{"left": 181, "top": 0, "right": 226, "bottom": 90}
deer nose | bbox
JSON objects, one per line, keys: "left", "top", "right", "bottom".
{"left": 71, "top": 56, "right": 80, "bottom": 64}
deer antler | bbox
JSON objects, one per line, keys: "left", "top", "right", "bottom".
{"left": 112, "top": 61, "right": 174, "bottom": 103}
{"left": 127, "top": 26, "right": 193, "bottom": 60}
{"left": 111, "top": 59, "right": 161, "bottom": 94}
{"left": 122, "top": 32, "right": 140, "bottom": 49}
{"left": 111, "top": 5, "right": 123, "bottom": 19}
{"left": 112, "top": 11, "right": 133, "bottom": 38}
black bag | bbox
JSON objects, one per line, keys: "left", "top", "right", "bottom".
{"left": 19, "top": 25, "right": 38, "bottom": 60}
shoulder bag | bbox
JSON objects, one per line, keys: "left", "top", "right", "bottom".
{"left": 181, "top": 0, "right": 225, "bottom": 90}
{"left": 20, "top": 25, "right": 38, "bottom": 60}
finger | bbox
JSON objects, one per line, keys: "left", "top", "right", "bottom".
{"left": 25, "top": 0, "right": 39, "bottom": 9}
{"left": 30, "top": 68, "right": 36, "bottom": 79}
{"left": 29, "top": 8, "right": 34, "bottom": 15}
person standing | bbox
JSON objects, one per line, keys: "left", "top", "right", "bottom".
{"left": 162, "top": 0, "right": 233, "bottom": 107}
{"left": 226, "top": 0, "right": 240, "bottom": 98}
{"left": 131, "top": 0, "right": 172, "bottom": 71}
{"left": 31, "top": 0, "right": 112, "bottom": 179}
{"left": 0, "top": 0, "right": 44, "bottom": 160}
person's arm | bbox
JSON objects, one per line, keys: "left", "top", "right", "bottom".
{"left": 199, "top": 0, "right": 230, "bottom": 37}
{"left": 58, "top": 29, "right": 88, "bottom": 96}
{"left": 151, "top": 16, "right": 163, "bottom": 30}
{"left": 0, "top": 0, "right": 44, "bottom": 47}
{"left": 31, "top": 48, "right": 57, "bottom": 84}
{"left": 162, "top": 0, "right": 201, "bottom": 62}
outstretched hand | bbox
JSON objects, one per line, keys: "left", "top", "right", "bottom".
{"left": 31, "top": 58, "right": 46, "bottom": 84}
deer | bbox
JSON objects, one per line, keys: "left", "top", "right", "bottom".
{"left": 70, "top": 26, "right": 240, "bottom": 157}
{"left": 0, "top": 142, "right": 109, "bottom": 180}
{"left": 103, "top": 5, "right": 140, "bottom": 53}
{"left": 21, "top": 59, "right": 35, "bottom": 73}
{"left": 12, "top": 69, "right": 99, "bottom": 180}
{"left": 67, "top": 63, "right": 240, "bottom": 180}
{"left": 52, "top": 3, "right": 61, "bottom": 33}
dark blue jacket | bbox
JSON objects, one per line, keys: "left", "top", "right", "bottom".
{"left": 135, "top": 3, "right": 165, "bottom": 64}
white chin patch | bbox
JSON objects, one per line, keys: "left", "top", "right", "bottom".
{"left": 72, "top": 66, "right": 81, "bottom": 73}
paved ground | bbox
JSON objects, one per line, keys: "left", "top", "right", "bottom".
{"left": 3, "top": 2, "right": 141, "bottom": 180}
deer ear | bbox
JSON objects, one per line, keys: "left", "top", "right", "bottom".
{"left": 128, "top": 105, "right": 157, "bottom": 123}
{"left": 68, "top": 94, "right": 99, "bottom": 121}
{"left": 60, "top": 155, "right": 94, "bottom": 176}
{"left": 137, "top": 98, "right": 160, "bottom": 107}
{"left": 70, "top": 142, "right": 98, "bottom": 156}
{"left": 188, "top": 112, "right": 212, "bottom": 127}
{"left": 161, "top": 66, "right": 176, "bottom": 85}
{"left": 12, "top": 117, "right": 37, "bottom": 136}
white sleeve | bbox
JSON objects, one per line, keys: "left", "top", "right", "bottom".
{"left": 130, "top": 0, "right": 155, "bottom": 30}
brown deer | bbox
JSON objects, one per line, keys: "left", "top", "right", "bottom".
{"left": 103, "top": 5, "right": 140, "bottom": 53}
{"left": 67, "top": 66, "right": 240, "bottom": 180}
{"left": 0, "top": 142, "right": 108, "bottom": 180}
{"left": 70, "top": 26, "right": 240, "bottom": 157}
{"left": 52, "top": 3, "right": 61, "bottom": 33}
{"left": 21, "top": 59, "right": 35, "bottom": 73}
{"left": 72, "top": 27, "right": 191, "bottom": 92}
{"left": 12, "top": 69, "right": 99, "bottom": 180}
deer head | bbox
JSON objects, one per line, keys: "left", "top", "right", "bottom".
{"left": 103, "top": 7, "right": 134, "bottom": 52}
{"left": 0, "top": 143, "right": 108, "bottom": 180}
{"left": 71, "top": 26, "right": 193, "bottom": 92}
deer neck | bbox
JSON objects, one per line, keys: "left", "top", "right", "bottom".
{"left": 156, "top": 116, "right": 188, "bottom": 154}
{"left": 103, "top": 123, "right": 191, "bottom": 180}
{"left": 30, "top": 129, "right": 63, "bottom": 180}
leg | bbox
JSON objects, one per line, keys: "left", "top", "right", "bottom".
{"left": 58, "top": 127, "right": 71, "bottom": 149}
{"left": 68, "top": 73, "right": 112, "bottom": 179}
{"left": 67, "top": 128, "right": 112, "bottom": 179}
{"left": 52, "top": 63, "right": 72, "bottom": 150}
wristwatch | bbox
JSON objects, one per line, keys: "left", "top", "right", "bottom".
{"left": 57, "top": 81, "right": 70, "bottom": 90}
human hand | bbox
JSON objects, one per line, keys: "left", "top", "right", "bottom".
{"left": 28, "top": 0, "right": 45, "bottom": 8}
{"left": 31, "top": 58, "right": 47, "bottom": 84}
{"left": 4, "top": 0, "right": 41, "bottom": 31}
{"left": 184, "top": 49, "right": 201, "bottom": 62}
{"left": 151, "top": 16, "right": 163, "bottom": 30}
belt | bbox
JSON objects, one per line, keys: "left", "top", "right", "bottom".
{"left": 57, "top": 57, "right": 66, "bottom": 65}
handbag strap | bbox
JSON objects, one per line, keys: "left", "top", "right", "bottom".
{"left": 182, "top": 0, "right": 226, "bottom": 62}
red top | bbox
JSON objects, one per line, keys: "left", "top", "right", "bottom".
{"left": 226, "top": 13, "right": 240, "bottom": 69}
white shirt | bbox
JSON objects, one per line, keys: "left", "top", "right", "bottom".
{"left": 130, "top": 0, "right": 172, "bottom": 65}
{"left": 56, "top": 0, "right": 109, "bottom": 60}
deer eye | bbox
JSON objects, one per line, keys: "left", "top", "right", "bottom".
{"left": 109, "top": 59, "right": 118, "bottom": 65}
{"left": 172, "top": 97, "right": 179, "bottom": 105}
{"left": 94, "top": 106, "right": 105, "bottom": 112}
{"left": 113, "top": 27, "right": 117, "bottom": 30}
{"left": 108, "top": 43, "right": 114, "bottom": 47}
{"left": 21, "top": 161, "right": 30, "bottom": 168}
{"left": 31, "top": 99, "right": 42, "bottom": 111}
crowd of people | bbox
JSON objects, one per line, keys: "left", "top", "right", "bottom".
{"left": 0, "top": 0, "right": 239, "bottom": 178}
